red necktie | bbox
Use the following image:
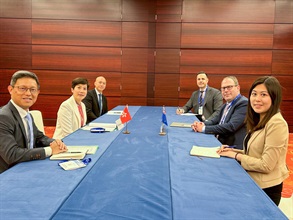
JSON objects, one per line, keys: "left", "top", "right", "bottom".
{"left": 78, "top": 105, "right": 84, "bottom": 127}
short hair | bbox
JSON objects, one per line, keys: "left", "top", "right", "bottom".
{"left": 10, "top": 70, "right": 40, "bottom": 89}
{"left": 245, "top": 76, "right": 282, "bottom": 132}
{"left": 71, "top": 77, "right": 89, "bottom": 89}
{"left": 197, "top": 71, "right": 208, "bottom": 78}
{"left": 222, "top": 76, "right": 239, "bottom": 86}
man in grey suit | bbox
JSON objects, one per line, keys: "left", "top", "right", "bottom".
{"left": 177, "top": 71, "right": 223, "bottom": 121}
{"left": 83, "top": 76, "right": 108, "bottom": 123}
{"left": 192, "top": 76, "right": 248, "bottom": 149}
{"left": 0, "top": 70, "right": 67, "bottom": 174}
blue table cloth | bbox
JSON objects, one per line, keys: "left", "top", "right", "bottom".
{"left": 0, "top": 106, "right": 287, "bottom": 220}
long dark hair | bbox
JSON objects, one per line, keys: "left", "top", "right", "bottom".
{"left": 245, "top": 76, "right": 282, "bottom": 132}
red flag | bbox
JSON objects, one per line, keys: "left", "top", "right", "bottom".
{"left": 120, "top": 106, "right": 132, "bottom": 124}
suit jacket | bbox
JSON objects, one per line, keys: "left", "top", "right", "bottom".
{"left": 183, "top": 86, "right": 223, "bottom": 120}
{"left": 241, "top": 112, "right": 289, "bottom": 189}
{"left": 82, "top": 89, "right": 108, "bottom": 123}
{"left": 53, "top": 95, "right": 87, "bottom": 139}
{"left": 0, "top": 101, "right": 53, "bottom": 173}
{"left": 204, "top": 95, "right": 248, "bottom": 149}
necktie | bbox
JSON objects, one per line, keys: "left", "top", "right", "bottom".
{"left": 78, "top": 105, "right": 84, "bottom": 127}
{"left": 25, "top": 113, "right": 34, "bottom": 149}
{"left": 199, "top": 91, "right": 204, "bottom": 106}
{"left": 98, "top": 94, "right": 103, "bottom": 116}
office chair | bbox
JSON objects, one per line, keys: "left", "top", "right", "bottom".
{"left": 29, "top": 110, "right": 45, "bottom": 134}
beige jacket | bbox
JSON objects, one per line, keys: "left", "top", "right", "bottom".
{"left": 241, "top": 112, "right": 289, "bottom": 189}
{"left": 53, "top": 95, "right": 87, "bottom": 139}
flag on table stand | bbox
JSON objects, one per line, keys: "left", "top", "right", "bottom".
{"left": 159, "top": 106, "right": 168, "bottom": 136}
{"left": 120, "top": 105, "right": 132, "bottom": 134}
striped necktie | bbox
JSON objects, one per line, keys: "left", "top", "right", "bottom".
{"left": 25, "top": 113, "right": 34, "bottom": 149}
{"left": 98, "top": 94, "right": 103, "bottom": 116}
{"left": 199, "top": 91, "right": 204, "bottom": 106}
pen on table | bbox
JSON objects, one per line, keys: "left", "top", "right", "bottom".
{"left": 67, "top": 151, "right": 82, "bottom": 153}
{"left": 226, "top": 145, "right": 236, "bottom": 149}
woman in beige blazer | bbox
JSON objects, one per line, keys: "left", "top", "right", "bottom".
{"left": 53, "top": 78, "right": 89, "bottom": 140}
{"left": 218, "top": 76, "right": 289, "bottom": 205}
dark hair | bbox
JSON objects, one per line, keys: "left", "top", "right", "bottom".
{"left": 71, "top": 77, "right": 89, "bottom": 89}
{"left": 245, "top": 76, "right": 282, "bottom": 132}
{"left": 10, "top": 70, "right": 40, "bottom": 89}
{"left": 197, "top": 71, "right": 208, "bottom": 78}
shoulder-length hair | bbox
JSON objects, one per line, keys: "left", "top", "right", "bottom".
{"left": 245, "top": 76, "right": 282, "bottom": 132}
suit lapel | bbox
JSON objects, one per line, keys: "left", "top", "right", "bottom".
{"left": 8, "top": 102, "right": 28, "bottom": 144}
{"left": 69, "top": 96, "right": 80, "bottom": 121}
{"left": 247, "top": 129, "right": 262, "bottom": 153}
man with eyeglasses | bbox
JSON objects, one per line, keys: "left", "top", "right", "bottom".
{"left": 192, "top": 76, "right": 248, "bottom": 149}
{"left": 0, "top": 70, "right": 67, "bottom": 173}
{"left": 176, "top": 71, "right": 223, "bottom": 121}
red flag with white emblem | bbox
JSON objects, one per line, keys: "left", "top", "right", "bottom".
{"left": 120, "top": 105, "right": 132, "bottom": 124}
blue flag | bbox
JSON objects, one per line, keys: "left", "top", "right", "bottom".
{"left": 162, "top": 107, "right": 168, "bottom": 126}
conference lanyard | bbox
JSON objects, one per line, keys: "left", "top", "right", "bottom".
{"left": 219, "top": 94, "right": 241, "bottom": 124}
{"left": 198, "top": 86, "right": 208, "bottom": 105}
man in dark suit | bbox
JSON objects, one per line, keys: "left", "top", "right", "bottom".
{"left": 83, "top": 76, "right": 108, "bottom": 123}
{"left": 176, "top": 71, "right": 223, "bottom": 121}
{"left": 0, "top": 70, "right": 67, "bottom": 174}
{"left": 192, "top": 76, "right": 248, "bottom": 149}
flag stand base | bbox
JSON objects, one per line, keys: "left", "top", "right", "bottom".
{"left": 123, "top": 130, "right": 130, "bottom": 134}
{"left": 159, "top": 132, "right": 166, "bottom": 136}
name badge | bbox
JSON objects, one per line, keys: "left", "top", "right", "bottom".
{"left": 198, "top": 106, "right": 203, "bottom": 115}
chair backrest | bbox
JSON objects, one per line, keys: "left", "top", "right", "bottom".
{"left": 29, "top": 110, "right": 45, "bottom": 134}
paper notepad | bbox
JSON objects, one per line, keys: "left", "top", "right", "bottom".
{"left": 59, "top": 160, "right": 86, "bottom": 170}
{"left": 190, "top": 146, "right": 221, "bottom": 158}
{"left": 82, "top": 123, "right": 117, "bottom": 132}
{"left": 66, "top": 146, "right": 98, "bottom": 154}
{"left": 170, "top": 122, "right": 192, "bottom": 128}
{"left": 50, "top": 152, "right": 86, "bottom": 160}
{"left": 50, "top": 146, "right": 98, "bottom": 160}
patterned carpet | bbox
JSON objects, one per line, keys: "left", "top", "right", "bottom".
{"left": 282, "top": 133, "right": 293, "bottom": 198}
{"left": 44, "top": 127, "right": 293, "bottom": 198}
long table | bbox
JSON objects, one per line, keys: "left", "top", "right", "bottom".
{"left": 0, "top": 106, "right": 287, "bottom": 219}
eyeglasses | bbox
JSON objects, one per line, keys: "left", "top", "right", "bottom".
{"left": 12, "top": 86, "right": 39, "bottom": 94}
{"left": 221, "top": 85, "right": 237, "bottom": 91}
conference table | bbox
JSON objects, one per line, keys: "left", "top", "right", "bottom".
{"left": 0, "top": 106, "right": 288, "bottom": 219}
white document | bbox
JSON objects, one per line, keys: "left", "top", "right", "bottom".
{"left": 181, "top": 113, "right": 196, "bottom": 116}
{"left": 115, "top": 118, "right": 124, "bottom": 130}
{"left": 67, "top": 146, "right": 98, "bottom": 155}
{"left": 170, "top": 122, "right": 192, "bottom": 128}
{"left": 82, "top": 123, "right": 117, "bottom": 132}
{"left": 190, "top": 146, "right": 221, "bottom": 158}
{"left": 107, "top": 110, "right": 123, "bottom": 115}
{"left": 59, "top": 160, "right": 86, "bottom": 170}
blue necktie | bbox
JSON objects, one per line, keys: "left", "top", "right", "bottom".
{"left": 98, "top": 94, "right": 103, "bottom": 116}
{"left": 25, "top": 113, "right": 34, "bottom": 149}
{"left": 199, "top": 91, "right": 204, "bottom": 106}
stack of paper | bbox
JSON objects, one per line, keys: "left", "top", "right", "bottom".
{"left": 170, "top": 122, "right": 192, "bottom": 128}
{"left": 190, "top": 146, "right": 221, "bottom": 158}
{"left": 82, "top": 123, "right": 117, "bottom": 132}
{"left": 50, "top": 145, "right": 98, "bottom": 160}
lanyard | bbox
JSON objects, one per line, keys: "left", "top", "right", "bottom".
{"left": 198, "top": 86, "right": 208, "bottom": 105}
{"left": 219, "top": 94, "right": 241, "bottom": 124}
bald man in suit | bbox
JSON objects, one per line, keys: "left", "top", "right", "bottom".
{"left": 83, "top": 76, "right": 108, "bottom": 123}
{"left": 177, "top": 71, "right": 223, "bottom": 121}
